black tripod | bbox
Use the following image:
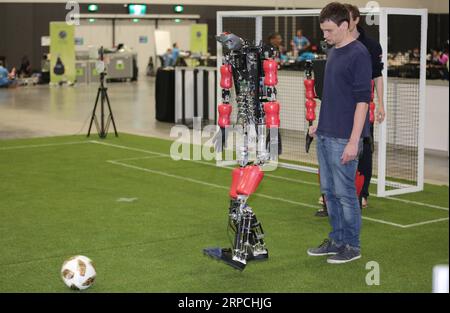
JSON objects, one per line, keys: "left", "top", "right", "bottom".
{"left": 87, "top": 72, "right": 118, "bottom": 138}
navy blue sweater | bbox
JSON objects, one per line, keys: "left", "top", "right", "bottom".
{"left": 357, "top": 26, "right": 383, "bottom": 79}
{"left": 317, "top": 40, "right": 372, "bottom": 139}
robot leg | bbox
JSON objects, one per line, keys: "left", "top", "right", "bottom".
{"left": 231, "top": 203, "right": 269, "bottom": 263}
{"left": 248, "top": 211, "right": 268, "bottom": 260}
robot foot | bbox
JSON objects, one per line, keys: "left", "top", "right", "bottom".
{"left": 203, "top": 247, "right": 246, "bottom": 271}
{"left": 248, "top": 250, "right": 269, "bottom": 262}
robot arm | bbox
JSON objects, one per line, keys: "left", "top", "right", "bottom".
{"left": 304, "top": 60, "right": 317, "bottom": 153}
{"left": 261, "top": 58, "right": 281, "bottom": 163}
{"left": 216, "top": 61, "right": 233, "bottom": 151}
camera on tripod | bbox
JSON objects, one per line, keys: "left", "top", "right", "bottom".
{"left": 95, "top": 46, "right": 107, "bottom": 79}
{"left": 87, "top": 46, "right": 118, "bottom": 139}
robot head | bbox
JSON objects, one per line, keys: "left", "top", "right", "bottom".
{"left": 216, "top": 32, "right": 244, "bottom": 51}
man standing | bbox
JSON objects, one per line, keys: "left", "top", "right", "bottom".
{"left": 314, "top": 4, "right": 386, "bottom": 216}
{"left": 346, "top": 4, "right": 385, "bottom": 209}
{"left": 307, "top": 2, "right": 372, "bottom": 264}
{"left": 171, "top": 43, "right": 180, "bottom": 66}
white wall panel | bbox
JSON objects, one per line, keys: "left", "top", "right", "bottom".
{"left": 75, "top": 20, "right": 113, "bottom": 51}
{"left": 115, "top": 19, "right": 156, "bottom": 76}
{"left": 425, "top": 84, "right": 449, "bottom": 153}
{"left": 157, "top": 20, "right": 195, "bottom": 52}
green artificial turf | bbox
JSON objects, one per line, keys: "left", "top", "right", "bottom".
{"left": 0, "top": 133, "right": 448, "bottom": 292}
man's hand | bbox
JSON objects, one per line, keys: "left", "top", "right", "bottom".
{"left": 341, "top": 141, "right": 359, "bottom": 164}
{"left": 376, "top": 104, "right": 386, "bottom": 123}
{"left": 308, "top": 125, "right": 317, "bottom": 138}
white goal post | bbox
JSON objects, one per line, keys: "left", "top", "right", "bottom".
{"left": 216, "top": 8, "right": 428, "bottom": 197}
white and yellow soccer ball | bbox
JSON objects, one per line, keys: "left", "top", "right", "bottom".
{"left": 61, "top": 255, "right": 96, "bottom": 290}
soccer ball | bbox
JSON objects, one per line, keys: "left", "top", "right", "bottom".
{"left": 61, "top": 255, "right": 96, "bottom": 290}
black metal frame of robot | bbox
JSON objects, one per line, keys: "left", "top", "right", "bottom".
{"left": 203, "top": 33, "right": 281, "bottom": 271}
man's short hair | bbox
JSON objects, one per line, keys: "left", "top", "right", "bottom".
{"left": 0, "top": 60, "right": 3, "bottom": 67}
{"left": 344, "top": 3, "right": 361, "bottom": 21}
{"left": 319, "top": 2, "right": 350, "bottom": 27}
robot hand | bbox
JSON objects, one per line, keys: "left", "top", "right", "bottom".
{"left": 212, "top": 127, "right": 229, "bottom": 153}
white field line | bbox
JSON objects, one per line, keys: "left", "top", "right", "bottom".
{"left": 109, "top": 155, "right": 168, "bottom": 162}
{"left": 107, "top": 160, "right": 318, "bottom": 210}
{"left": 93, "top": 141, "right": 449, "bottom": 212}
{"left": 0, "top": 141, "right": 92, "bottom": 150}
{"left": 2, "top": 140, "right": 447, "bottom": 218}
{"left": 386, "top": 197, "right": 449, "bottom": 211}
{"left": 92, "top": 140, "right": 320, "bottom": 186}
{"left": 401, "top": 217, "right": 449, "bottom": 228}
{"left": 360, "top": 216, "right": 408, "bottom": 228}
{"left": 108, "top": 159, "right": 448, "bottom": 229}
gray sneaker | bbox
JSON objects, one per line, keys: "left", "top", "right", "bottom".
{"left": 327, "top": 245, "right": 361, "bottom": 264}
{"left": 307, "top": 239, "right": 342, "bottom": 256}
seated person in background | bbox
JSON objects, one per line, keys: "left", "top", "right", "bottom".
{"left": 268, "top": 32, "right": 288, "bottom": 63}
{"left": 409, "top": 48, "right": 420, "bottom": 63}
{"left": 40, "top": 54, "right": 50, "bottom": 84}
{"left": 439, "top": 46, "right": 449, "bottom": 80}
{"left": 291, "top": 29, "right": 311, "bottom": 55}
{"left": 17, "top": 55, "right": 32, "bottom": 78}
{"left": 430, "top": 49, "right": 442, "bottom": 65}
{"left": 10, "top": 67, "right": 17, "bottom": 81}
{"left": 0, "top": 60, "right": 16, "bottom": 87}
{"left": 439, "top": 47, "right": 449, "bottom": 67}
{"left": 41, "top": 54, "right": 50, "bottom": 72}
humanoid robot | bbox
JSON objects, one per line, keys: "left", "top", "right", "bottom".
{"left": 203, "top": 33, "right": 281, "bottom": 271}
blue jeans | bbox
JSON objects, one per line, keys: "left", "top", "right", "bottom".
{"left": 316, "top": 134, "right": 362, "bottom": 249}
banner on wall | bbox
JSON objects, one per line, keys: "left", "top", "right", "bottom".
{"left": 50, "top": 22, "right": 76, "bottom": 84}
{"left": 190, "top": 24, "right": 208, "bottom": 55}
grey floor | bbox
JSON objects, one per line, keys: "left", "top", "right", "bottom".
{"left": 0, "top": 77, "right": 174, "bottom": 140}
{"left": 0, "top": 76, "right": 448, "bottom": 186}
